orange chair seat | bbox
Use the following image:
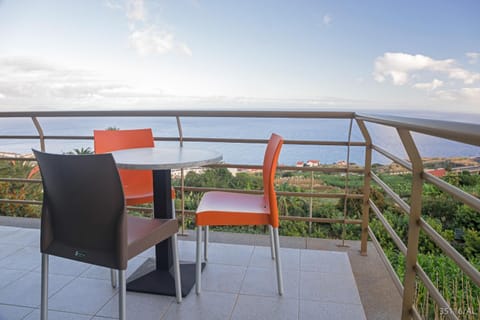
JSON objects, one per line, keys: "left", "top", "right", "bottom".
{"left": 196, "top": 191, "right": 270, "bottom": 226}
{"left": 123, "top": 184, "right": 154, "bottom": 205}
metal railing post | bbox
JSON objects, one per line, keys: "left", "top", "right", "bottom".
{"left": 31, "top": 117, "right": 45, "bottom": 152}
{"left": 175, "top": 116, "right": 187, "bottom": 235}
{"left": 356, "top": 119, "right": 372, "bottom": 255}
{"left": 398, "top": 128, "right": 424, "bottom": 320}
{"left": 339, "top": 119, "right": 353, "bottom": 247}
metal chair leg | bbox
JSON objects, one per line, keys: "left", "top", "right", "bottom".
{"left": 204, "top": 226, "right": 209, "bottom": 261}
{"left": 171, "top": 234, "right": 182, "bottom": 303}
{"left": 269, "top": 225, "right": 275, "bottom": 260}
{"left": 110, "top": 269, "right": 117, "bottom": 288}
{"left": 273, "top": 227, "right": 284, "bottom": 295}
{"left": 195, "top": 226, "right": 202, "bottom": 294}
{"left": 41, "top": 253, "right": 49, "bottom": 320}
{"left": 118, "top": 270, "right": 126, "bottom": 320}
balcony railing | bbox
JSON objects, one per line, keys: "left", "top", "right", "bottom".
{"left": 0, "top": 109, "right": 479, "bottom": 320}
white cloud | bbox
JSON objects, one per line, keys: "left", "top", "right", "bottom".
{"left": 0, "top": 56, "right": 168, "bottom": 105}
{"left": 129, "top": 27, "right": 192, "bottom": 56}
{"left": 126, "top": 0, "right": 146, "bottom": 22}
{"left": 466, "top": 52, "right": 480, "bottom": 64}
{"left": 413, "top": 79, "right": 443, "bottom": 91}
{"left": 106, "top": 0, "right": 192, "bottom": 57}
{"left": 323, "top": 14, "right": 332, "bottom": 26}
{"left": 434, "top": 87, "right": 480, "bottom": 105}
{"left": 460, "top": 87, "right": 480, "bottom": 100}
{"left": 105, "top": 0, "right": 123, "bottom": 10}
{"left": 374, "top": 52, "right": 480, "bottom": 86}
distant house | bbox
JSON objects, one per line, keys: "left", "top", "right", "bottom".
{"left": 336, "top": 160, "right": 347, "bottom": 166}
{"left": 306, "top": 160, "right": 320, "bottom": 167}
{"left": 425, "top": 168, "right": 446, "bottom": 178}
{"left": 296, "top": 161, "right": 304, "bottom": 167}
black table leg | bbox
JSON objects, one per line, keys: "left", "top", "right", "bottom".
{"left": 126, "top": 169, "right": 204, "bottom": 297}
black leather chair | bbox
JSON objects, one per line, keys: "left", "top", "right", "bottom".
{"left": 33, "top": 150, "right": 181, "bottom": 320}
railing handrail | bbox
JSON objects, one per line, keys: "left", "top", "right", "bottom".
{"left": 0, "top": 109, "right": 356, "bottom": 118}
{"left": 356, "top": 112, "right": 480, "bottom": 147}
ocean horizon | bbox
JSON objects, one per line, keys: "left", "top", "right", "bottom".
{"left": 0, "top": 110, "right": 479, "bottom": 166}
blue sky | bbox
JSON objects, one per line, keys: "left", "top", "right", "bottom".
{"left": 0, "top": 0, "right": 479, "bottom": 112}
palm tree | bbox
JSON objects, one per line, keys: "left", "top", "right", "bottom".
{"left": 64, "top": 147, "right": 93, "bottom": 155}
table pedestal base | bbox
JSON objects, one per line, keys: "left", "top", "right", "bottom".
{"left": 127, "top": 258, "right": 206, "bottom": 297}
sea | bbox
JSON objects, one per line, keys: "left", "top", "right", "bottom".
{"left": 0, "top": 110, "right": 479, "bottom": 166}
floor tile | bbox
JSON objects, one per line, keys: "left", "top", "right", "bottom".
{"left": 0, "top": 227, "right": 38, "bottom": 246}
{"left": 0, "top": 304, "right": 34, "bottom": 320}
{"left": 204, "top": 243, "right": 253, "bottom": 266}
{"left": 178, "top": 240, "right": 196, "bottom": 261}
{"left": 97, "top": 291, "right": 174, "bottom": 319}
{"left": 299, "top": 300, "right": 366, "bottom": 320}
{"left": 240, "top": 267, "right": 299, "bottom": 298}
{"left": 300, "top": 250, "right": 352, "bottom": 275}
{"left": 201, "top": 263, "right": 246, "bottom": 293}
{"left": 300, "top": 272, "right": 362, "bottom": 304}
{"left": 0, "top": 243, "right": 22, "bottom": 261}
{"left": 231, "top": 294, "right": 299, "bottom": 320}
{"left": 249, "top": 246, "right": 300, "bottom": 270}
{"left": 48, "top": 277, "right": 117, "bottom": 315}
{"left": 161, "top": 291, "right": 237, "bottom": 320}
{"left": 0, "top": 268, "right": 27, "bottom": 289}
{"left": 0, "top": 272, "right": 74, "bottom": 308}
{"left": 23, "top": 309, "right": 92, "bottom": 320}
{"left": 34, "top": 256, "right": 91, "bottom": 277}
{"left": 0, "top": 246, "right": 40, "bottom": 271}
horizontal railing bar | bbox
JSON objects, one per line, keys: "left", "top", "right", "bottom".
{"left": 373, "top": 144, "right": 413, "bottom": 171}
{"left": 181, "top": 186, "right": 363, "bottom": 199}
{"left": 0, "top": 135, "right": 179, "bottom": 142}
{"left": 357, "top": 113, "right": 480, "bottom": 147}
{"left": 171, "top": 209, "right": 361, "bottom": 225}
{"left": 278, "top": 165, "right": 364, "bottom": 173}
{"left": 369, "top": 199, "right": 407, "bottom": 255}
{"left": 0, "top": 178, "right": 41, "bottom": 183}
{"left": 182, "top": 137, "right": 365, "bottom": 146}
{"left": 0, "top": 135, "right": 43, "bottom": 140}
{"left": 0, "top": 110, "right": 356, "bottom": 119}
{"left": 423, "top": 172, "right": 480, "bottom": 212}
{"left": 414, "top": 264, "right": 459, "bottom": 320}
{"left": 0, "top": 134, "right": 365, "bottom": 148}
{"left": 419, "top": 219, "right": 480, "bottom": 286}
{"left": 280, "top": 216, "right": 362, "bottom": 224}
{"left": 209, "top": 163, "right": 365, "bottom": 173}
{"left": 371, "top": 172, "right": 411, "bottom": 213}
{"left": 278, "top": 191, "right": 363, "bottom": 199}
{"left": 0, "top": 157, "right": 36, "bottom": 161}
{"left": 368, "top": 227, "right": 404, "bottom": 295}
{"left": 0, "top": 199, "right": 42, "bottom": 205}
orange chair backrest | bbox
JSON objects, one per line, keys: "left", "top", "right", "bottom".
{"left": 94, "top": 129, "right": 154, "bottom": 153}
{"left": 262, "top": 133, "right": 284, "bottom": 228}
{"left": 93, "top": 129, "right": 154, "bottom": 204}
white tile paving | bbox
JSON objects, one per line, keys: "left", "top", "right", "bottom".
{"left": 0, "top": 225, "right": 366, "bottom": 320}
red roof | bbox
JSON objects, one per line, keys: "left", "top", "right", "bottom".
{"left": 426, "top": 168, "right": 446, "bottom": 177}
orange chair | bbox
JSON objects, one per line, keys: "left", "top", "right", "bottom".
{"left": 195, "top": 133, "right": 284, "bottom": 295}
{"left": 94, "top": 129, "right": 155, "bottom": 206}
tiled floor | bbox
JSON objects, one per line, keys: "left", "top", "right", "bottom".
{"left": 0, "top": 226, "right": 366, "bottom": 320}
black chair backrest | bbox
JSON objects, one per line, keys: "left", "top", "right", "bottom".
{"left": 33, "top": 150, "right": 127, "bottom": 269}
